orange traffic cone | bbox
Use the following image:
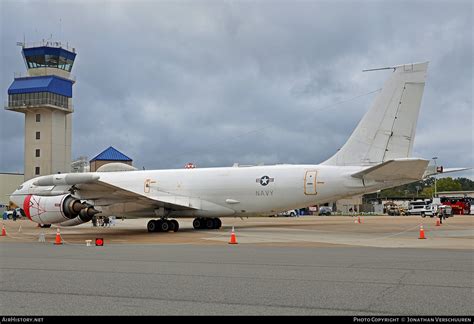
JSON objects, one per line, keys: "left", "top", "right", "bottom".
{"left": 358, "top": 216, "right": 362, "bottom": 224}
{"left": 54, "top": 228, "right": 63, "bottom": 245}
{"left": 1, "top": 224, "right": 6, "bottom": 236}
{"left": 229, "top": 226, "right": 238, "bottom": 244}
{"left": 435, "top": 218, "right": 441, "bottom": 226}
{"left": 419, "top": 224, "right": 426, "bottom": 239}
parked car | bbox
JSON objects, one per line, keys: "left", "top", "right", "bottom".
{"left": 318, "top": 206, "right": 332, "bottom": 216}
{"left": 276, "top": 209, "right": 298, "bottom": 217}
{"left": 3, "top": 208, "right": 25, "bottom": 220}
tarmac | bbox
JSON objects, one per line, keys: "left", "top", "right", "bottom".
{"left": 0, "top": 215, "right": 473, "bottom": 315}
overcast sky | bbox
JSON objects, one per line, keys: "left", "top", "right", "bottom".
{"left": 0, "top": 0, "right": 472, "bottom": 178}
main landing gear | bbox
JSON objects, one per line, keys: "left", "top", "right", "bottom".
{"left": 147, "top": 217, "right": 222, "bottom": 233}
{"left": 192, "top": 217, "right": 222, "bottom": 230}
{"left": 147, "top": 219, "right": 179, "bottom": 233}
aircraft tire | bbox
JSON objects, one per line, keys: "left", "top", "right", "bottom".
{"left": 155, "top": 219, "right": 164, "bottom": 232}
{"left": 160, "top": 220, "right": 170, "bottom": 232}
{"left": 214, "top": 218, "right": 222, "bottom": 229}
{"left": 147, "top": 220, "right": 158, "bottom": 233}
{"left": 170, "top": 220, "right": 179, "bottom": 232}
{"left": 193, "top": 218, "right": 202, "bottom": 229}
{"left": 206, "top": 218, "right": 215, "bottom": 229}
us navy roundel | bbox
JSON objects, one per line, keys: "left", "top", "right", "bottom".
{"left": 257, "top": 175, "right": 274, "bottom": 186}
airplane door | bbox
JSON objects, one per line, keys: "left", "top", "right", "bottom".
{"left": 144, "top": 179, "right": 156, "bottom": 193}
{"left": 304, "top": 170, "right": 317, "bottom": 195}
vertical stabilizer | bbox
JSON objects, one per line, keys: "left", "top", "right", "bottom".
{"left": 322, "top": 62, "right": 428, "bottom": 166}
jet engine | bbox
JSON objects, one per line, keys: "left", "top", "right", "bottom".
{"left": 24, "top": 194, "right": 99, "bottom": 225}
{"left": 59, "top": 206, "right": 101, "bottom": 226}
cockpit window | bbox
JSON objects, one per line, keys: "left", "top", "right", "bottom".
{"left": 17, "top": 185, "right": 23, "bottom": 190}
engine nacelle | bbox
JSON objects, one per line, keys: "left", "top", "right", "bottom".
{"left": 24, "top": 194, "right": 88, "bottom": 225}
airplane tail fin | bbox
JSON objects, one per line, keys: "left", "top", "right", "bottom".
{"left": 322, "top": 62, "right": 429, "bottom": 166}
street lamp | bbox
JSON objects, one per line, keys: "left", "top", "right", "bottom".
{"left": 432, "top": 157, "right": 438, "bottom": 198}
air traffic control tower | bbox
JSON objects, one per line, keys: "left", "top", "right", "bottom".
{"left": 5, "top": 41, "right": 76, "bottom": 180}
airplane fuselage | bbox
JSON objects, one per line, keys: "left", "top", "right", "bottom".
{"left": 75, "top": 164, "right": 393, "bottom": 218}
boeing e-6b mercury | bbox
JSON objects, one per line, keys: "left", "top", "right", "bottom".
{"left": 11, "top": 62, "right": 441, "bottom": 232}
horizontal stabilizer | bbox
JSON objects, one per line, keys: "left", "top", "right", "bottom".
{"left": 352, "top": 158, "right": 429, "bottom": 181}
{"left": 423, "top": 166, "right": 472, "bottom": 178}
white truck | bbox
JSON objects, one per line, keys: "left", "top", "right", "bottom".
{"left": 425, "top": 204, "right": 453, "bottom": 219}
{"left": 406, "top": 200, "right": 431, "bottom": 216}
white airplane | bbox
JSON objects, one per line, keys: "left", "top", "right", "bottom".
{"left": 10, "top": 61, "right": 446, "bottom": 232}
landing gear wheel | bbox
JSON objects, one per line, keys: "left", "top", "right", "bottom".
{"left": 160, "top": 220, "right": 170, "bottom": 232}
{"left": 170, "top": 220, "right": 179, "bottom": 232}
{"left": 193, "top": 218, "right": 202, "bottom": 230}
{"left": 214, "top": 218, "right": 222, "bottom": 229}
{"left": 206, "top": 218, "right": 215, "bottom": 229}
{"left": 155, "top": 219, "right": 163, "bottom": 232}
{"left": 147, "top": 220, "right": 158, "bottom": 232}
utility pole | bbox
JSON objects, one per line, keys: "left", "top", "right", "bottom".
{"left": 432, "top": 157, "right": 438, "bottom": 198}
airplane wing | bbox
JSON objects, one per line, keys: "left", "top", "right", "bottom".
{"left": 30, "top": 173, "right": 198, "bottom": 211}
{"left": 28, "top": 173, "right": 234, "bottom": 217}
{"left": 75, "top": 180, "right": 198, "bottom": 211}
{"left": 351, "top": 158, "right": 429, "bottom": 181}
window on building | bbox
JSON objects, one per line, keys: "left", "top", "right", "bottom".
{"left": 35, "top": 167, "right": 40, "bottom": 175}
{"left": 35, "top": 149, "right": 40, "bottom": 157}
{"left": 36, "top": 114, "right": 41, "bottom": 122}
{"left": 36, "top": 132, "right": 40, "bottom": 140}
{"left": 8, "top": 92, "right": 69, "bottom": 108}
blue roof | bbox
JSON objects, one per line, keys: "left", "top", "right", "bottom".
{"left": 8, "top": 76, "right": 73, "bottom": 97}
{"left": 90, "top": 147, "right": 133, "bottom": 162}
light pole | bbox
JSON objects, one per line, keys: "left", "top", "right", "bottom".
{"left": 432, "top": 157, "right": 438, "bottom": 198}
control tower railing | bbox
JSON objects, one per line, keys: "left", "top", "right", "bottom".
{"left": 18, "top": 40, "right": 76, "bottom": 53}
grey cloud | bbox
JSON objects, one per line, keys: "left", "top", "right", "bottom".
{"left": 1, "top": 0, "right": 472, "bottom": 176}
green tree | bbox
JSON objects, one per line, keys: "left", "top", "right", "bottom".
{"left": 456, "top": 177, "right": 474, "bottom": 190}
{"left": 436, "top": 177, "right": 462, "bottom": 192}
{"left": 421, "top": 186, "right": 433, "bottom": 197}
